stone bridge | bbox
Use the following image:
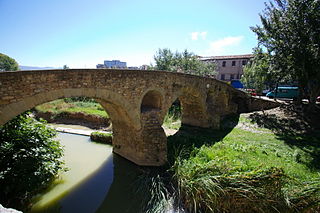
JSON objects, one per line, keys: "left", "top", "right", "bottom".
{"left": 0, "top": 69, "right": 278, "bottom": 166}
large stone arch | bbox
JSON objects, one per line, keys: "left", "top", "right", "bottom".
{"left": 0, "top": 88, "right": 139, "bottom": 128}
{"left": 0, "top": 88, "right": 158, "bottom": 165}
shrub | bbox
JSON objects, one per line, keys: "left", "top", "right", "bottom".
{"left": 0, "top": 113, "right": 65, "bottom": 209}
{"left": 90, "top": 131, "right": 112, "bottom": 144}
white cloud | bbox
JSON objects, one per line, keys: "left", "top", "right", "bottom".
{"left": 207, "top": 36, "right": 244, "bottom": 55}
{"left": 191, "top": 31, "right": 207, "bottom": 40}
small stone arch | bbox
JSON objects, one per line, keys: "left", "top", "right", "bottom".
{"left": 140, "top": 90, "right": 163, "bottom": 112}
{"left": 167, "top": 86, "right": 210, "bottom": 128}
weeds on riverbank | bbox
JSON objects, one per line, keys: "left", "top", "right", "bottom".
{"left": 35, "top": 98, "right": 108, "bottom": 118}
{"left": 167, "top": 109, "right": 320, "bottom": 212}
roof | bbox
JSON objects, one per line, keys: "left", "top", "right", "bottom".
{"left": 199, "top": 54, "right": 254, "bottom": 61}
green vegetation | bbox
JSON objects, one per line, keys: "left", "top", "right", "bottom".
{"left": 0, "top": 53, "right": 19, "bottom": 71}
{"left": 167, "top": 111, "right": 320, "bottom": 212}
{"left": 248, "top": 0, "right": 320, "bottom": 109}
{"left": 35, "top": 98, "right": 108, "bottom": 118}
{"left": 242, "top": 47, "right": 275, "bottom": 93}
{"left": 0, "top": 113, "right": 65, "bottom": 210}
{"left": 151, "top": 48, "right": 216, "bottom": 77}
{"left": 163, "top": 103, "right": 181, "bottom": 130}
{"left": 90, "top": 131, "right": 112, "bottom": 144}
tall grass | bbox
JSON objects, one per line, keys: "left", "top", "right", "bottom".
{"left": 167, "top": 116, "right": 320, "bottom": 212}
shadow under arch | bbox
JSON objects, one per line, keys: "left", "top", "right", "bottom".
{"left": 140, "top": 89, "right": 163, "bottom": 112}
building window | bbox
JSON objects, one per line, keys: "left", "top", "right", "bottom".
{"left": 230, "top": 74, "right": 234, "bottom": 80}
{"left": 232, "top": 61, "right": 236, "bottom": 66}
{"left": 242, "top": 60, "right": 247, "bottom": 65}
{"left": 222, "top": 61, "right": 226, "bottom": 67}
{"left": 221, "top": 74, "right": 225, "bottom": 80}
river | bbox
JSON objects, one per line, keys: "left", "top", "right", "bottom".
{"left": 29, "top": 132, "right": 159, "bottom": 213}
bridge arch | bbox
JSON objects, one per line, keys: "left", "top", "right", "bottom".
{"left": 140, "top": 89, "right": 163, "bottom": 112}
{"left": 0, "top": 87, "right": 155, "bottom": 165}
{"left": 0, "top": 88, "right": 139, "bottom": 128}
{"left": 167, "top": 86, "right": 211, "bottom": 128}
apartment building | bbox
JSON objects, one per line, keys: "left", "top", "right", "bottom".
{"left": 200, "top": 54, "right": 253, "bottom": 81}
{"left": 96, "top": 60, "right": 127, "bottom": 68}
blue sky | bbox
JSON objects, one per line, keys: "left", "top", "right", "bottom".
{"left": 0, "top": 0, "right": 266, "bottom": 68}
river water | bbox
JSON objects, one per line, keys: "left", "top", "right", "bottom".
{"left": 29, "top": 132, "right": 152, "bottom": 213}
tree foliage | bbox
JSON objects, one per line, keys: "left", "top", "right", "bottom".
{"left": 0, "top": 113, "right": 65, "bottom": 209}
{"left": 0, "top": 53, "right": 19, "bottom": 71}
{"left": 242, "top": 47, "right": 293, "bottom": 93}
{"left": 63, "top": 64, "right": 69, "bottom": 69}
{"left": 252, "top": 0, "right": 320, "bottom": 108}
{"left": 153, "top": 48, "right": 216, "bottom": 77}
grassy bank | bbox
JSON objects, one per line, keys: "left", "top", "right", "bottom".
{"left": 35, "top": 98, "right": 109, "bottom": 118}
{"left": 167, "top": 107, "right": 320, "bottom": 212}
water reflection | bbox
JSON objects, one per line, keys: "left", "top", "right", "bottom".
{"left": 29, "top": 133, "right": 149, "bottom": 213}
{"left": 96, "top": 155, "right": 145, "bottom": 213}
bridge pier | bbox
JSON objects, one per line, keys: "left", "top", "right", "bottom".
{"left": 112, "top": 109, "right": 166, "bottom": 166}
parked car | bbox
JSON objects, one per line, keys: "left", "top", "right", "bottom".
{"left": 317, "top": 96, "right": 320, "bottom": 102}
{"left": 245, "top": 89, "right": 257, "bottom": 96}
{"left": 262, "top": 89, "right": 270, "bottom": 96}
{"left": 266, "top": 87, "right": 298, "bottom": 99}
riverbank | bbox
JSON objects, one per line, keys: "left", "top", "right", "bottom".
{"left": 48, "top": 123, "right": 110, "bottom": 136}
{"left": 48, "top": 123, "right": 178, "bottom": 137}
{"left": 167, "top": 106, "right": 320, "bottom": 212}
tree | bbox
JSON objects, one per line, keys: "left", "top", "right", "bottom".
{"left": 153, "top": 48, "right": 216, "bottom": 77}
{"left": 0, "top": 53, "right": 19, "bottom": 71}
{"left": 0, "top": 113, "right": 65, "bottom": 209}
{"left": 252, "top": 0, "right": 320, "bottom": 109}
{"left": 63, "top": 64, "right": 69, "bottom": 69}
{"left": 242, "top": 47, "right": 294, "bottom": 93}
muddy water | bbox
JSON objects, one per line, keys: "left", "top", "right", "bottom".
{"left": 29, "top": 132, "right": 145, "bottom": 213}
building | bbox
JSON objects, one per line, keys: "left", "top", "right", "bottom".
{"left": 96, "top": 64, "right": 105, "bottom": 68}
{"left": 200, "top": 54, "right": 253, "bottom": 81}
{"left": 104, "top": 60, "right": 127, "bottom": 68}
{"left": 96, "top": 60, "right": 127, "bottom": 69}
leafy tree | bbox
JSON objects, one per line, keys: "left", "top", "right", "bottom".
{"left": 153, "top": 48, "right": 216, "bottom": 77}
{"left": 0, "top": 113, "right": 65, "bottom": 209}
{"left": 63, "top": 64, "right": 69, "bottom": 69}
{"left": 0, "top": 53, "right": 19, "bottom": 71}
{"left": 252, "top": 0, "right": 320, "bottom": 109}
{"left": 242, "top": 47, "right": 292, "bottom": 93}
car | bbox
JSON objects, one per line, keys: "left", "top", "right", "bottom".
{"left": 317, "top": 96, "right": 320, "bottom": 102}
{"left": 266, "top": 87, "right": 298, "bottom": 99}
{"left": 245, "top": 89, "right": 257, "bottom": 96}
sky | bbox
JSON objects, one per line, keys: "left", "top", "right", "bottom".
{"left": 0, "top": 0, "right": 266, "bottom": 68}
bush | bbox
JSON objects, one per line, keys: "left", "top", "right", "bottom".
{"left": 0, "top": 113, "right": 65, "bottom": 209}
{"left": 90, "top": 131, "right": 112, "bottom": 144}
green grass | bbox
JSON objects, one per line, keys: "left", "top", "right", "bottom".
{"left": 162, "top": 104, "right": 181, "bottom": 130}
{"left": 168, "top": 115, "right": 320, "bottom": 212}
{"left": 163, "top": 114, "right": 181, "bottom": 130}
{"left": 35, "top": 99, "right": 109, "bottom": 118}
